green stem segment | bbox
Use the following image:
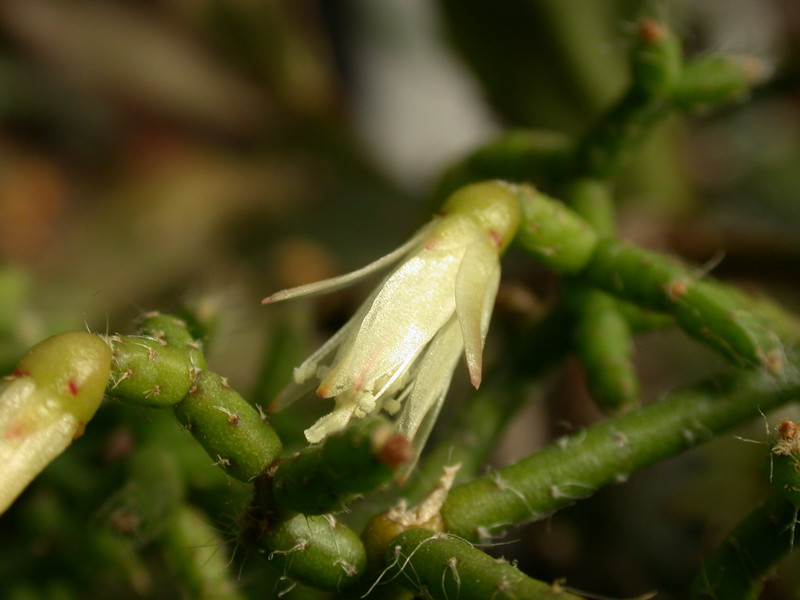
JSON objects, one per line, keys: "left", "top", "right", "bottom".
{"left": 441, "top": 366, "right": 800, "bottom": 541}
{"left": 689, "top": 495, "right": 798, "bottom": 600}
{"left": 160, "top": 504, "right": 246, "bottom": 600}
{"left": 107, "top": 313, "right": 283, "bottom": 482}
{"left": 574, "top": 20, "right": 681, "bottom": 178}
{"left": 515, "top": 188, "right": 795, "bottom": 373}
{"left": 255, "top": 512, "right": 367, "bottom": 592}
{"left": 515, "top": 186, "right": 599, "bottom": 274}
{"left": 562, "top": 179, "right": 640, "bottom": 414}
{"left": 173, "top": 370, "right": 282, "bottom": 482}
{"left": 136, "top": 312, "right": 207, "bottom": 370}
{"left": 770, "top": 419, "right": 800, "bottom": 505}
{"left": 386, "top": 528, "right": 584, "bottom": 600}
{"left": 561, "top": 178, "right": 615, "bottom": 236}
{"left": 673, "top": 54, "right": 765, "bottom": 113}
{"left": 585, "top": 239, "right": 790, "bottom": 373}
{"left": 107, "top": 312, "right": 207, "bottom": 407}
{"left": 567, "top": 284, "right": 640, "bottom": 414}
{"left": 107, "top": 335, "right": 199, "bottom": 407}
{"left": 432, "top": 130, "right": 572, "bottom": 203}
{"left": 271, "top": 417, "right": 411, "bottom": 515}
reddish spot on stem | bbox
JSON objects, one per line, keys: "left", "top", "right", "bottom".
{"left": 5, "top": 421, "right": 26, "bottom": 440}
{"left": 12, "top": 368, "right": 29, "bottom": 378}
{"left": 66, "top": 380, "right": 80, "bottom": 396}
{"left": 377, "top": 433, "right": 413, "bottom": 468}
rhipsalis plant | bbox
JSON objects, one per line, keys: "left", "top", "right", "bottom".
{"left": 1, "top": 12, "right": 799, "bottom": 600}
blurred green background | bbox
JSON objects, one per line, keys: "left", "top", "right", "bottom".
{"left": 2, "top": 0, "right": 800, "bottom": 598}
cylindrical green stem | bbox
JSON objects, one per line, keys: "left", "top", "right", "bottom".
{"left": 100, "top": 440, "right": 185, "bottom": 544}
{"left": 515, "top": 185, "right": 794, "bottom": 369}
{"left": 271, "top": 417, "right": 410, "bottom": 515}
{"left": 515, "top": 188, "right": 794, "bottom": 373}
{"left": 568, "top": 285, "right": 640, "bottom": 414}
{"left": 441, "top": 366, "right": 800, "bottom": 540}
{"left": 106, "top": 335, "right": 198, "bottom": 407}
{"left": 574, "top": 83, "right": 669, "bottom": 179}
{"left": 386, "top": 528, "right": 584, "bottom": 600}
{"left": 160, "top": 504, "right": 246, "bottom": 600}
{"left": 573, "top": 20, "right": 682, "bottom": 178}
{"left": 673, "top": 54, "right": 765, "bottom": 113}
{"left": 585, "top": 239, "right": 790, "bottom": 373}
{"left": 173, "top": 370, "right": 282, "bottom": 482}
{"left": 515, "top": 185, "right": 599, "bottom": 274}
{"left": 561, "top": 178, "right": 615, "bottom": 235}
{"left": 136, "top": 312, "right": 207, "bottom": 370}
{"left": 689, "top": 495, "right": 797, "bottom": 599}
{"left": 432, "top": 129, "right": 572, "bottom": 203}
{"left": 106, "top": 313, "right": 208, "bottom": 407}
{"left": 562, "top": 179, "right": 640, "bottom": 414}
{"left": 255, "top": 512, "right": 366, "bottom": 592}
{"left": 0, "top": 331, "right": 111, "bottom": 515}
{"left": 770, "top": 419, "right": 800, "bottom": 505}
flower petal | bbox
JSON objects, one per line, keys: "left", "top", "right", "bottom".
{"left": 395, "top": 317, "right": 463, "bottom": 442}
{"left": 318, "top": 246, "right": 464, "bottom": 397}
{"left": 454, "top": 238, "right": 501, "bottom": 388}
{"left": 268, "top": 376, "right": 318, "bottom": 413}
{"left": 269, "top": 282, "right": 381, "bottom": 411}
{"left": 261, "top": 223, "right": 433, "bottom": 304}
{"left": 268, "top": 319, "right": 352, "bottom": 412}
{"left": 303, "top": 392, "right": 361, "bottom": 443}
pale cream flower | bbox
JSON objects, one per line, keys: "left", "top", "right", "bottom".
{"left": 262, "top": 182, "right": 521, "bottom": 451}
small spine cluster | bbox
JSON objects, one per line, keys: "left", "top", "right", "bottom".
{"left": 771, "top": 419, "right": 800, "bottom": 506}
